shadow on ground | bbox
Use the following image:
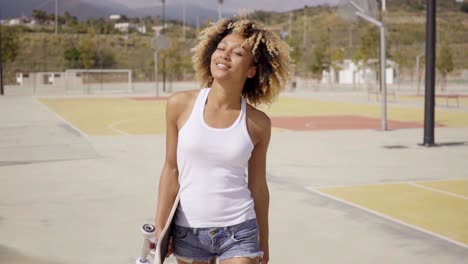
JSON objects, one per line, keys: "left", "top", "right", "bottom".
{"left": 0, "top": 245, "right": 66, "bottom": 264}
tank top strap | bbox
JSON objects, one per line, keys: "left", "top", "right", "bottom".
{"left": 191, "top": 88, "right": 209, "bottom": 122}
{"left": 239, "top": 97, "right": 247, "bottom": 122}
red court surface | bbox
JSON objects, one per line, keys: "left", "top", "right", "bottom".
{"left": 271, "top": 115, "right": 427, "bottom": 131}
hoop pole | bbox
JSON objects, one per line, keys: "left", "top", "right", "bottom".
{"left": 356, "top": 11, "right": 387, "bottom": 131}
{"left": 423, "top": 0, "right": 436, "bottom": 146}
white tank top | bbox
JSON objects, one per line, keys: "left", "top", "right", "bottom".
{"left": 175, "top": 88, "right": 256, "bottom": 228}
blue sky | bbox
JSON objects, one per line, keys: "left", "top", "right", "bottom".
{"left": 93, "top": 0, "right": 340, "bottom": 11}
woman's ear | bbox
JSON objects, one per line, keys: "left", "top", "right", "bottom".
{"left": 247, "top": 66, "right": 257, "bottom": 78}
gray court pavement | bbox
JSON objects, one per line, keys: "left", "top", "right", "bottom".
{"left": 1, "top": 95, "right": 467, "bottom": 264}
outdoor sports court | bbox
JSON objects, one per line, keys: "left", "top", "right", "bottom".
{"left": 39, "top": 94, "right": 468, "bottom": 135}
{"left": 1, "top": 91, "right": 467, "bottom": 264}
{"left": 39, "top": 93, "right": 468, "bottom": 251}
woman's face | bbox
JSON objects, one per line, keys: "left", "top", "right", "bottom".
{"left": 210, "top": 33, "right": 257, "bottom": 84}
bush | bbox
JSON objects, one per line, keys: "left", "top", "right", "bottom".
{"left": 461, "top": 3, "right": 468, "bottom": 13}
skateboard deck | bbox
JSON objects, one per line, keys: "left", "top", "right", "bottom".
{"left": 156, "top": 191, "right": 180, "bottom": 264}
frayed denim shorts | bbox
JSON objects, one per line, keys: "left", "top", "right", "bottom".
{"left": 173, "top": 218, "right": 263, "bottom": 263}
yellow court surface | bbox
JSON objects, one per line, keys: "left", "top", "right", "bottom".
{"left": 398, "top": 95, "right": 468, "bottom": 108}
{"left": 40, "top": 96, "right": 468, "bottom": 136}
{"left": 41, "top": 98, "right": 167, "bottom": 135}
{"left": 320, "top": 179, "right": 468, "bottom": 246}
{"left": 417, "top": 180, "right": 468, "bottom": 197}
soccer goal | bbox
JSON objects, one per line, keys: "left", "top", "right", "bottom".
{"left": 65, "top": 69, "right": 133, "bottom": 94}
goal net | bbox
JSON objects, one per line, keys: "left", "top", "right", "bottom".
{"left": 65, "top": 69, "right": 133, "bottom": 94}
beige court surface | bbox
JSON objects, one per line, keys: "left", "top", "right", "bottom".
{"left": 1, "top": 92, "right": 468, "bottom": 264}
{"left": 39, "top": 94, "right": 468, "bottom": 248}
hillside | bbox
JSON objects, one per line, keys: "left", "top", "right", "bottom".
{"left": 387, "top": 0, "right": 463, "bottom": 12}
{"left": 2, "top": 3, "right": 467, "bottom": 85}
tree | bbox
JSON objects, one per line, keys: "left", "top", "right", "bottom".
{"left": 96, "top": 48, "right": 116, "bottom": 69}
{"left": 64, "top": 47, "right": 81, "bottom": 68}
{"left": 393, "top": 48, "right": 405, "bottom": 87}
{"left": 78, "top": 35, "right": 97, "bottom": 69}
{"left": 331, "top": 48, "right": 345, "bottom": 82}
{"left": 32, "top": 9, "right": 49, "bottom": 24}
{"left": 436, "top": 42, "right": 454, "bottom": 91}
{"left": 309, "top": 32, "right": 330, "bottom": 81}
{"left": 353, "top": 25, "right": 379, "bottom": 85}
{"left": 162, "top": 39, "right": 192, "bottom": 81}
{"left": 1, "top": 27, "right": 19, "bottom": 63}
{"left": 117, "top": 15, "right": 129, "bottom": 23}
{"left": 460, "top": 3, "right": 468, "bottom": 13}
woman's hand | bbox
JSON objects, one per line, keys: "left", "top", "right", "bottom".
{"left": 259, "top": 241, "right": 269, "bottom": 264}
{"left": 166, "top": 237, "right": 174, "bottom": 257}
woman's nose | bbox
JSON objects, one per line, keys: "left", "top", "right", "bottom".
{"left": 220, "top": 50, "right": 230, "bottom": 60}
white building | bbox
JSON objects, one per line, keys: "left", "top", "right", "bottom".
{"left": 115, "top": 22, "right": 146, "bottom": 34}
{"left": 321, "top": 59, "right": 397, "bottom": 85}
{"left": 8, "top": 18, "right": 22, "bottom": 26}
{"left": 16, "top": 72, "right": 66, "bottom": 87}
{"left": 109, "top": 14, "right": 122, "bottom": 20}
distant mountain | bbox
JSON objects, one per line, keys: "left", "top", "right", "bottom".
{"left": 133, "top": 4, "right": 232, "bottom": 25}
{"left": 0, "top": 0, "right": 111, "bottom": 20}
{"left": 0, "top": 0, "right": 231, "bottom": 24}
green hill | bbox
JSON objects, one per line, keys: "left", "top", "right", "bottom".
{"left": 2, "top": 3, "right": 467, "bottom": 85}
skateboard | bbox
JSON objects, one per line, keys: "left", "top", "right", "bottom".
{"left": 136, "top": 192, "right": 181, "bottom": 264}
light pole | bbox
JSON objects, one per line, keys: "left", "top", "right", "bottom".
{"left": 303, "top": 6, "right": 307, "bottom": 47}
{"left": 218, "top": 0, "right": 224, "bottom": 21}
{"left": 161, "top": 0, "right": 166, "bottom": 92}
{"left": 55, "top": 0, "right": 58, "bottom": 34}
{"left": 0, "top": 9, "right": 4, "bottom": 95}
{"left": 182, "top": 0, "right": 186, "bottom": 40}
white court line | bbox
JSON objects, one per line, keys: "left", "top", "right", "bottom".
{"left": 107, "top": 119, "right": 133, "bottom": 135}
{"left": 34, "top": 98, "right": 89, "bottom": 138}
{"left": 408, "top": 182, "right": 468, "bottom": 200}
{"left": 316, "top": 178, "right": 468, "bottom": 190}
{"left": 305, "top": 186, "right": 468, "bottom": 250}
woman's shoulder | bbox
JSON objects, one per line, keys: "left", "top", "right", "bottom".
{"left": 246, "top": 104, "right": 271, "bottom": 128}
{"left": 167, "top": 89, "right": 201, "bottom": 105}
{"left": 166, "top": 89, "right": 203, "bottom": 113}
{"left": 245, "top": 104, "right": 271, "bottom": 144}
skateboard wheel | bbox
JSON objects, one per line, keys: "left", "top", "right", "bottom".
{"left": 136, "top": 257, "right": 150, "bottom": 264}
{"left": 141, "top": 224, "right": 155, "bottom": 238}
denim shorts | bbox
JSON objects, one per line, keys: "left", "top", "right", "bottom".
{"left": 173, "top": 218, "right": 263, "bottom": 263}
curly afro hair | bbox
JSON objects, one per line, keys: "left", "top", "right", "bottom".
{"left": 191, "top": 18, "right": 294, "bottom": 106}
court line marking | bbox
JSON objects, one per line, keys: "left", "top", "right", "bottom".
{"left": 305, "top": 186, "right": 468, "bottom": 249}
{"left": 316, "top": 178, "right": 468, "bottom": 190}
{"left": 34, "top": 98, "right": 89, "bottom": 139}
{"left": 107, "top": 119, "right": 133, "bottom": 135}
{"left": 408, "top": 182, "right": 468, "bottom": 200}
{"left": 107, "top": 117, "right": 158, "bottom": 135}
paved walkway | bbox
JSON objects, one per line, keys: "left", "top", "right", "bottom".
{"left": 1, "top": 95, "right": 467, "bottom": 264}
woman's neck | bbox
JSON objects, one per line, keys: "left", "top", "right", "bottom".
{"left": 208, "top": 80, "right": 243, "bottom": 110}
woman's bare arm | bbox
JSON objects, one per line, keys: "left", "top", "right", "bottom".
{"left": 154, "top": 93, "right": 185, "bottom": 238}
{"left": 247, "top": 108, "right": 272, "bottom": 264}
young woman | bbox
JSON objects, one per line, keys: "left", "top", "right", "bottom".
{"left": 155, "top": 18, "right": 292, "bottom": 264}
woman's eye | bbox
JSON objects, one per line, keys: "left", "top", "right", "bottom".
{"left": 217, "top": 47, "right": 225, "bottom": 51}
{"left": 234, "top": 52, "right": 243, "bottom": 56}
